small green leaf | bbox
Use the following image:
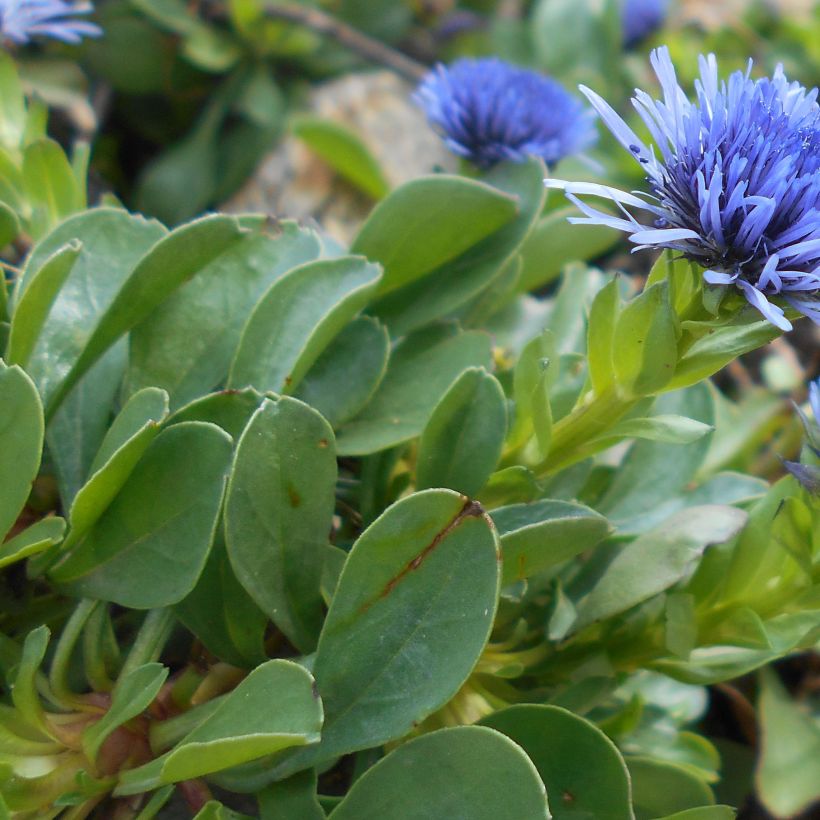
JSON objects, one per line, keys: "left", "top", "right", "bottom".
{"left": 293, "top": 116, "right": 390, "bottom": 199}
{"left": 352, "top": 174, "right": 518, "bottom": 297}
{"left": 294, "top": 316, "right": 390, "bottom": 428}
{"left": 258, "top": 770, "right": 325, "bottom": 820}
{"left": 225, "top": 397, "right": 336, "bottom": 652}
{"left": 0, "top": 360, "right": 43, "bottom": 540}
{"left": 174, "top": 539, "right": 268, "bottom": 668}
{"left": 49, "top": 422, "right": 233, "bottom": 608}
{"left": 11, "top": 626, "right": 51, "bottom": 737}
{"left": 116, "top": 660, "right": 323, "bottom": 793}
{"left": 655, "top": 809, "right": 736, "bottom": 820}
{"left": 6, "top": 241, "right": 81, "bottom": 368}
{"left": 166, "top": 388, "right": 265, "bottom": 440}
{"left": 82, "top": 663, "right": 168, "bottom": 763}
{"left": 61, "top": 388, "right": 170, "bottom": 553}
{"left": 0, "top": 200, "right": 19, "bottom": 252}
{"left": 0, "top": 51, "right": 26, "bottom": 147}
{"left": 328, "top": 726, "right": 549, "bottom": 820}
{"left": 670, "top": 320, "right": 779, "bottom": 390}
{"left": 587, "top": 277, "right": 620, "bottom": 395}
{"left": 481, "top": 705, "right": 633, "bottom": 820}
{"left": 613, "top": 282, "right": 678, "bottom": 396}
{"left": 573, "top": 506, "right": 748, "bottom": 631}
{"left": 416, "top": 367, "right": 507, "bottom": 497}
{"left": 0, "top": 516, "right": 64, "bottom": 569}
{"left": 756, "top": 669, "right": 820, "bottom": 818}
{"left": 336, "top": 323, "right": 492, "bottom": 456}
{"left": 492, "top": 500, "right": 611, "bottom": 586}
{"left": 589, "top": 414, "right": 714, "bottom": 447}
{"left": 22, "top": 138, "right": 81, "bottom": 238}
{"left": 228, "top": 255, "right": 381, "bottom": 395}
{"left": 627, "top": 758, "right": 715, "bottom": 820}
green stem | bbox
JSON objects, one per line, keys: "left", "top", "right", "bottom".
{"left": 49, "top": 599, "right": 99, "bottom": 706}
{"left": 533, "top": 387, "right": 639, "bottom": 476}
{"left": 119, "top": 609, "right": 174, "bottom": 681}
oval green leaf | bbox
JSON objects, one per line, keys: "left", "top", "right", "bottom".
{"left": 329, "top": 726, "right": 549, "bottom": 820}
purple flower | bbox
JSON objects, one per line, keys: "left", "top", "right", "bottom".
{"left": 0, "top": 0, "right": 101, "bottom": 45}
{"left": 811, "top": 377, "right": 820, "bottom": 424}
{"left": 414, "top": 57, "right": 597, "bottom": 169}
{"left": 547, "top": 47, "right": 820, "bottom": 331}
{"left": 622, "top": 0, "right": 669, "bottom": 48}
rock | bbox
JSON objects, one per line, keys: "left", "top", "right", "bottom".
{"left": 223, "top": 70, "right": 455, "bottom": 245}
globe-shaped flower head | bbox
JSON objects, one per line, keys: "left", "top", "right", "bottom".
{"left": 547, "top": 47, "right": 820, "bottom": 330}
{"left": 415, "top": 57, "right": 597, "bottom": 169}
{"left": 622, "top": 0, "right": 669, "bottom": 49}
{"left": 0, "top": 0, "right": 101, "bottom": 45}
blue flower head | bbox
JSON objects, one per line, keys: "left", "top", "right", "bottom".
{"left": 547, "top": 47, "right": 820, "bottom": 331}
{"left": 811, "top": 377, "right": 820, "bottom": 424}
{"left": 415, "top": 57, "right": 598, "bottom": 169}
{"left": 622, "top": 0, "right": 669, "bottom": 48}
{"left": 0, "top": 0, "right": 101, "bottom": 45}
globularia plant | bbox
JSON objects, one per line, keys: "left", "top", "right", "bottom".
{"left": 0, "top": 32, "right": 818, "bottom": 820}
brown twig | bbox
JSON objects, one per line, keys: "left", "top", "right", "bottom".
{"left": 261, "top": 2, "right": 428, "bottom": 82}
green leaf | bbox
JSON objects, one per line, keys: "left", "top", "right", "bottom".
{"left": 166, "top": 388, "right": 265, "bottom": 440}
{"left": 573, "top": 506, "right": 748, "bottom": 631}
{"left": 370, "top": 159, "right": 546, "bottom": 335}
{"left": 225, "top": 397, "right": 336, "bottom": 652}
{"left": 336, "top": 323, "right": 493, "bottom": 456}
{"left": 0, "top": 51, "right": 26, "bottom": 148}
{"left": 670, "top": 320, "right": 779, "bottom": 390}
{"left": 589, "top": 414, "right": 714, "bottom": 448}
{"left": 597, "top": 385, "right": 715, "bottom": 532}
{"left": 655, "top": 809, "right": 736, "bottom": 820}
{"left": 517, "top": 206, "right": 619, "bottom": 293}
{"left": 116, "top": 660, "right": 322, "bottom": 794}
{"left": 282, "top": 490, "right": 500, "bottom": 773}
{"left": 613, "top": 282, "right": 678, "bottom": 396}
{"left": 416, "top": 367, "right": 507, "bottom": 497}
{"left": 756, "top": 669, "right": 820, "bottom": 818}
{"left": 492, "top": 500, "right": 611, "bottom": 586}
{"left": 0, "top": 360, "right": 43, "bottom": 540}
{"left": 82, "top": 663, "right": 168, "bottom": 763}
{"left": 17, "top": 208, "right": 166, "bottom": 413}
{"left": 228, "top": 255, "right": 381, "bottom": 395}
{"left": 294, "top": 316, "right": 390, "bottom": 429}
{"left": 46, "top": 347, "right": 127, "bottom": 508}
{"left": 174, "top": 538, "right": 268, "bottom": 668}
{"left": 46, "top": 214, "right": 251, "bottom": 418}
{"left": 5, "top": 240, "right": 81, "bottom": 368}
{"left": 351, "top": 174, "right": 518, "bottom": 297}
{"left": 258, "top": 770, "right": 325, "bottom": 820}
{"left": 329, "top": 726, "right": 548, "bottom": 819}
{"left": 61, "top": 388, "right": 170, "bottom": 553}
{"left": 11, "top": 626, "right": 51, "bottom": 737}
{"left": 626, "top": 758, "right": 715, "bottom": 820}
{"left": 49, "top": 422, "right": 233, "bottom": 608}
{"left": 127, "top": 222, "right": 321, "bottom": 409}
{"left": 587, "top": 278, "right": 621, "bottom": 395}
{"left": 192, "top": 802, "right": 252, "bottom": 820}
{"left": 509, "top": 329, "right": 555, "bottom": 451}
{"left": 293, "top": 116, "right": 390, "bottom": 199}
{"left": 22, "top": 138, "right": 81, "bottom": 238}
{"left": 0, "top": 200, "right": 19, "bottom": 250}
{"left": 481, "top": 705, "right": 633, "bottom": 820}
{"left": 0, "top": 516, "right": 64, "bottom": 569}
